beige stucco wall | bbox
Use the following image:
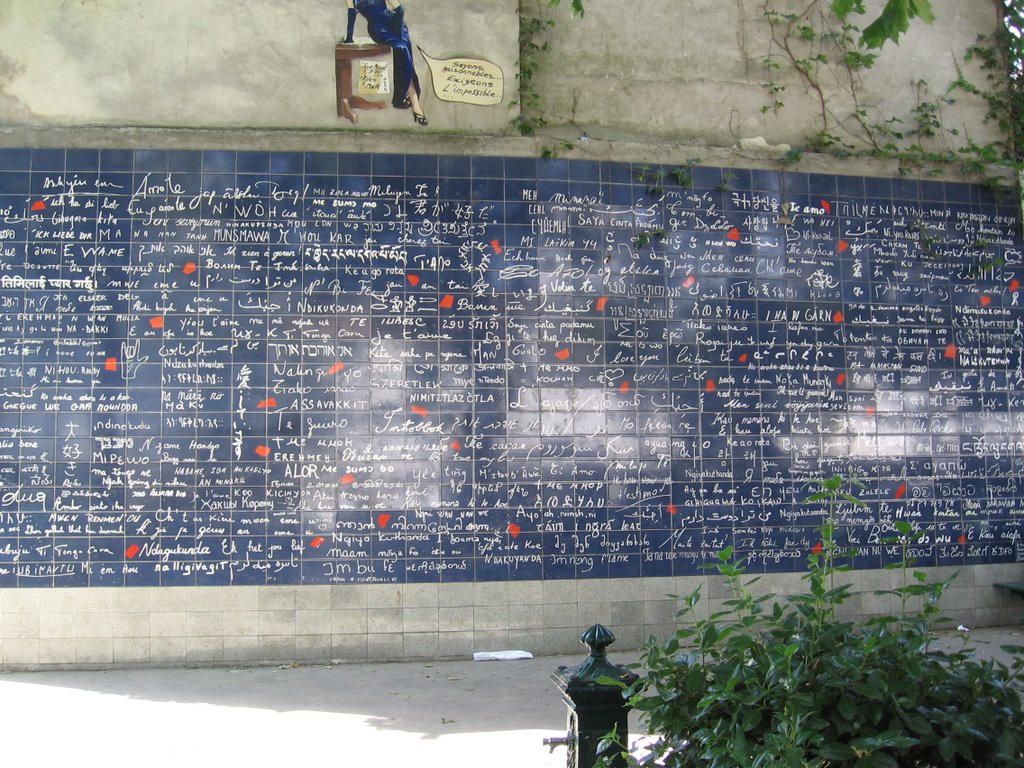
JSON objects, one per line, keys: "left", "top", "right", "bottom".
{"left": 0, "top": 0, "right": 516, "bottom": 133}
{"left": 0, "top": 0, "right": 1007, "bottom": 154}
{"left": 523, "top": 0, "right": 1004, "bottom": 152}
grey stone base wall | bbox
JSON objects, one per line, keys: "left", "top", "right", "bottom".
{"left": 1, "top": 564, "right": 1021, "bottom": 671}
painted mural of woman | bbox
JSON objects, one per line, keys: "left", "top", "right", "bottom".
{"left": 343, "top": 0, "right": 427, "bottom": 126}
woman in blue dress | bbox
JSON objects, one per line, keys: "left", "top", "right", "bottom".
{"left": 343, "top": 0, "right": 427, "bottom": 126}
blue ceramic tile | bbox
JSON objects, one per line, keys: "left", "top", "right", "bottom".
{"left": 439, "top": 154, "right": 471, "bottom": 177}
{"left": 30, "top": 148, "right": 65, "bottom": 171}
{"left": 134, "top": 149, "right": 169, "bottom": 172}
{"left": 168, "top": 150, "right": 203, "bottom": 172}
{"left": 915, "top": 179, "right": 942, "bottom": 201}
{"left": 863, "top": 175, "right": 892, "bottom": 198}
{"left": 835, "top": 173, "right": 863, "bottom": 197}
{"left": 944, "top": 181, "right": 972, "bottom": 203}
{"left": 270, "top": 151, "right": 304, "bottom": 174}
{"left": 568, "top": 158, "right": 600, "bottom": 182}
{"left": 237, "top": 151, "right": 271, "bottom": 174}
{"left": 406, "top": 153, "right": 438, "bottom": 176}
{"left": 504, "top": 155, "right": 536, "bottom": 179}
{"left": 65, "top": 149, "right": 100, "bottom": 171}
{"left": 471, "top": 155, "right": 504, "bottom": 178}
{"left": 202, "top": 149, "right": 235, "bottom": 173}
{"left": 372, "top": 153, "right": 404, "bottom": 176}
{"left": 305, "top": 152, "right": 339, "bottom": 175}
{"left": 0, "top": 147, "right": 30, "bottom": 169}
{"left": 98, "top": 148, "right": 134, "bottom": 170}
{"left": 537, "top": 157, "right": 569, "bottom": 180}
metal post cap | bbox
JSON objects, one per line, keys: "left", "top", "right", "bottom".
{"left": 579, "top": 624, "right": 615, "bottom": 657}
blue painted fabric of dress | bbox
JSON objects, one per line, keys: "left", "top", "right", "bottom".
{"left": 354, "top": 0, "right": 421, "bottom": 107}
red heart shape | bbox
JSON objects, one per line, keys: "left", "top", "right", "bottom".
{"left": 310, "top": 537, "right": 326, "bottom": 549}
{"left": 980, "top": 295, "right": 992, "bottom": 306}
{"left": 704, "top": 379, "right": 716, "bottom": 393}
{"left": 328, "top": 362, "right": 346, "bottom": 375}
{"left": 738, "top": 353, "right": 749, "bottom": 363}
{"left": 833, "top": 310, "right": 845, "bottom": 324}
{"left": 944, "top": 344, "right": 958, "bottom": 359}
{"left": 836, "top": 372, "right": 847, "bottom": 385}
{"left": 1010, "top": 279, "right": 1020, "bottom": 292}
{"left": 407, "top": 274, "right": 421, "bottom": 286}
{"left": 555, "top": 348, "right": 571, "bottom": 360}
{"left": 125, "top": 544, "right": 141, "bottom": 559}
{"left": 439, "top": 294, "right": 455, "bottom": 309}
{"left": 727, "top": 227, "right": 741, "bottom": 241}
{"left": 377, "top": 514, "right": 392, "bottom": 529}
{"left": 255, "top": 445, "right": 271, "bottom": 458}
{"left": 183, "top": 262, "right": 197, "bottom": 275}
{"left": 894, "top": 483, "right": 907, "bottom": 500}
{"left": 682, "top": 275, "right": 696, "bottom": 289}
{"left": 820, "top": 199, "right": 832, "bottom": 214}
{"left": 618, "top": 380, "right": 631, "bottom": 393}
{"left": 507, "top": 523, "right": 521, "bottom": 539}
{"left": 837, "top": 240, "right": 849, "bottom": 253}
{"left": 596, "top": 297, "right": 608, "bottom": 311}
{"left": 411, "top": 405, "right": 429, "bottom": 417}
{"left": 340, "top": 473, "right": 356, "bottom": 484}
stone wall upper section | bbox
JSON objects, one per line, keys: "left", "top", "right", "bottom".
{"left": 0, "top": 0, "right": 1008, "bottom": 155}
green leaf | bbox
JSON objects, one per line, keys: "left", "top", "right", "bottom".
{"left": 861, "top": 0, "right": 934, "bottom": 49}
{"left": 909, "top": 0, "right": 934, "bottom": 23}
{"left": 855, "top": 752, "right": 899, "bottom": 768}
{"left": 741, "top": 707, "right": 763, "bottom": 731}
{"left": 818, "top": 741, "right": 858, "bottom": 760}
{"left": 831, "top": 0, "right": 863, "bottom": 18}
{"left": 685, "top": 666, "right": 705, "bottom": 695}
{"left": 838, "top": 694, "right": 858, "bottom": 721}
{"left": 898, "top": 710, "right": 934, "bottom": 735}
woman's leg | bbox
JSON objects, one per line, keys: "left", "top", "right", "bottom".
{"left": 407, "top": 85, "right": 426, "bottom": 125}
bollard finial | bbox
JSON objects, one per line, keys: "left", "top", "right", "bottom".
{"left": 580, "top": 624, "right": 615, "bottom": 659}
{"left": 567, "top": 624, "right": 633, "bottom": 685}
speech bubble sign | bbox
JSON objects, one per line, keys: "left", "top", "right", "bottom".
{"left": 418, "top": 47, "right": 503, "bottom": 106}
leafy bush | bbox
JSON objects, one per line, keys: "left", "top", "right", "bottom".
{"left": 604, "top": 476, "right": 1024, "bottom": 768}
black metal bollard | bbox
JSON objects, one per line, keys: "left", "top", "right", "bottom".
{"left": 544, "top": 624, "right": 639, "bottom": 768}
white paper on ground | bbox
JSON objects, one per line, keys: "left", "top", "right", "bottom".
{"left": 472, "top": 650, "right": 534, "bottom": 661}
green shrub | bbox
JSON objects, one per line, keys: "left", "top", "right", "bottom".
{"left": 604, "top": 476, "right": 1024, "bottom": 768}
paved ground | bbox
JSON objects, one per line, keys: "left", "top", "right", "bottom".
{"left": 0, "top": 626, "right": 1020, "bottom": 767}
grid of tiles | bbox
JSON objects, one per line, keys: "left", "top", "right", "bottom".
{"left": 0, "top": 147, "right": 1021, "bottom": 587}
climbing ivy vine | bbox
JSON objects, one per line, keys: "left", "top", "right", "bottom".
{"left": 512, "top": 0, "right": 586, "bottom": 157}
{"left": 514, "top": 0, "right": 1022, "bottom": 186}
{"left": 760, "top": 0, "right": 1024, "bottom": 187}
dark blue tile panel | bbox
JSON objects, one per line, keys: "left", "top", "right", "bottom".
{"left": 0, "top": 149, "right": 1018, "bottom": 587}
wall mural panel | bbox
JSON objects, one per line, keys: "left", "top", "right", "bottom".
{"left": 0, "top": 147, "right": 1020, "bottom": 587}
